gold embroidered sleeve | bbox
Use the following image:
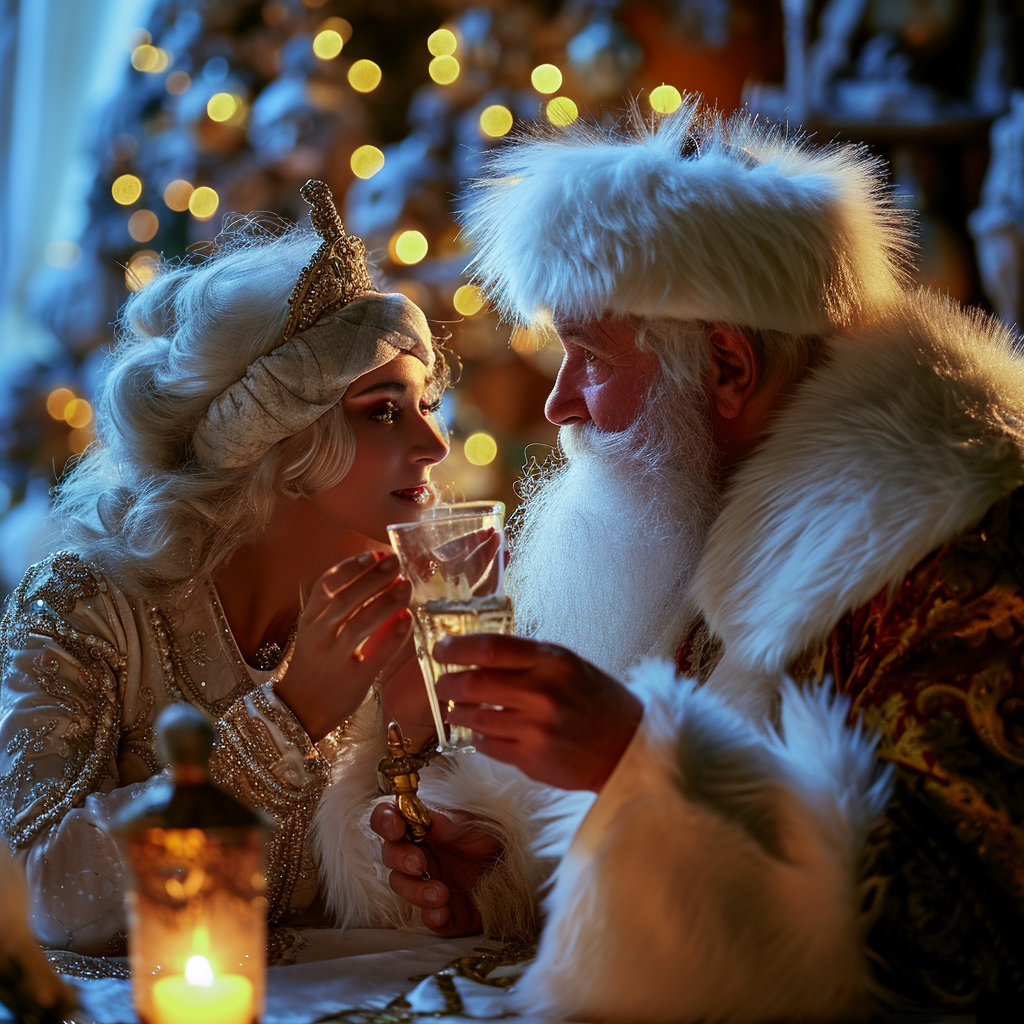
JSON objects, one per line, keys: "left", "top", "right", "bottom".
{"left": 0, "top": 554, "right": 150, "bottom": 954}
{"left": 209, "top": 681, "right": 330, "bottom": 922}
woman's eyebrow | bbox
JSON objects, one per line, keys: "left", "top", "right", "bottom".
{"left": 347, "top": 380, "right": 409, "bottom": 398}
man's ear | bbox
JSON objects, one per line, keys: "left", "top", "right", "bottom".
{"left": 707, "top": 323, "right": 759, "bottom": 421}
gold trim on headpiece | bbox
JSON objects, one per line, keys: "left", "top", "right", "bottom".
{"left": 282, "top": 179, "right": 376, "bottom": 340}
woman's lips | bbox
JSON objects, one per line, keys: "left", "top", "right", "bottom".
{"left": 391, "top": 485, "right": 433, "bottom": 505}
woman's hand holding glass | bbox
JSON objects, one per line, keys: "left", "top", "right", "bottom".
{"left": 274, "top": 552, "right": 414, "bottom": 742}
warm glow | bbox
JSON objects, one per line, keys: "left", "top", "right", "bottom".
{"left": 185, "top": 956, "right": 214, "bottom": 987}
{"left": 464, "top": 432, "right": 498, "bottom": 466}
{"left": 125, "top": 28, "right": 151, "bottom": 51}
{"left": 166, "top": 70, "right": 191, "bottom": 94}
{"left": 427, "top": 28, "right": 457, "bottom": 56}
{"left": 453, "top": 284, "right": 484, "bottom": 315}
{"left": 546, "top": 96, "right": 578, "bottom": 126}
{"left": 428, "top": 55, "right": 459, "bottom": 85}
{"left": 207, "top": 92, "right": 238, "bottom": 122}
{"left": 312, "top": 29, "right": 343, "bottom": 59}
{"left": 44, "top": 240, "right": 81, "bottom": 269}
{"left": 128, "top": 209, "right": 159, "bottom": 242}
{"left": 350, "top": 145, "right": 385, "bottom": 179}
{"left": 348, "top": 59, "right": 381, "bottom": 92}
{"left": 531, "top": 64, "right": 562, "bottom": 94}
{"left": 391, "top": 230, "right": 428, "bottom": 265}
{"left": 131, "top": 44, "right": 160, "bottom": 72}
{"left": 112, "top": 174, "right": 142, "bottom": 206}
{"left": 63, "top": 399, "right": 93, "bottom": 430}
{"left": 152, "top": 48, "right": 171, "bottom": 73}
{"left": 320, "top": 16, "right": 352, "bottom": 42}
{"left": 163, "top": 179, "right": 194, "bottom": 212}
{"left": 479, "top": 105, "right": 513, "bottom": 138}
{"left": 126, "top": 250, "right": 160, "bottom": 291}
{"left": 68, "top": 426, "right": 94, "bottom": 455}
{"left": 46, "top": 388, "right": 76, "bottom": 421}
{"left": 650, "top": 84, "right": 683, "bottom": 114}
{"left": 188, "top": 186, "right": 219, "bottom": 220}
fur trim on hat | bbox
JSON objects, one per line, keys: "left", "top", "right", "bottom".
{"left": 460, "top": 98, "right": 914, "bottom": 335}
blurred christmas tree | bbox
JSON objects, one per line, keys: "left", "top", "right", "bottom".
{"left": 1, "top": 0, "right": 779, "bottom": 587}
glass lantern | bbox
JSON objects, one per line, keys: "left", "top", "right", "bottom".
{"left": 114, "top": 704, "right": 270, "bottom": 1024}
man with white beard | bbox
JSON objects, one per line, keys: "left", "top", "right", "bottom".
{"left": 369, "top": 101, "right": 1024, "bottom": 1020}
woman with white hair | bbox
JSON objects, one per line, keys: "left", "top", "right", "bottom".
{"left": 0, "top": 181, "right": 451, "bottom": 955}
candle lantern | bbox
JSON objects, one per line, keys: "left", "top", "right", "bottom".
{"left": 114, "top": 704, "right": 270, "bottom": 1024}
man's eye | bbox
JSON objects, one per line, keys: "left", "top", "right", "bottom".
{"left": 584, "top": 350, "right": 597, "bottom": 364}
{"left": 369, "top": 401, "right": 398, "bottom": 423}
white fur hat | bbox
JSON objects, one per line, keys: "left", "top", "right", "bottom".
{"left": 460, "top": 99, "right": 914, "bottom": 335}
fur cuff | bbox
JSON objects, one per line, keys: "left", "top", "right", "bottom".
{"left": 514, "top": 661, "right": 891, "bottom": 1023}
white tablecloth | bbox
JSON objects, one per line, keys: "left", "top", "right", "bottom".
{"left": 2, "top": 929, "right": 542, "bottom": 1024}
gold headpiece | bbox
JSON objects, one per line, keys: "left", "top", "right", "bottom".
{"left": 282, "top": 179, "right": 376, "bottom": 340}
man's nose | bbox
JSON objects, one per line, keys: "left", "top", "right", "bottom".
{"left": 544, "top": 358, "right": 590, "bottom": 426}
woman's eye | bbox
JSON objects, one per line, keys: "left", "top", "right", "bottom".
{"left": 369, "top": 401, "right": 398, "bottom": 423}
{"left": 583, "top": 349, "right": 597, "bottom": 364}
{"left": 421, "top": 396, "right": 443, "bottom": 415}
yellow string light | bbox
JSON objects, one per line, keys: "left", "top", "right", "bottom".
{"left": 131, "top": 44, "right": 160, "bottom": 72}
{"left": 453, "top": 285, "right": 485, "bottom": 315}
{"left": 650, "top": 84, "right": 683, "bottom": 114}
{"left": 312, "top": 29, "right": 343, "bottom": 59}
{"left": 478, "top": 105, "right": 513, "bottom": 138}
{"left": 351, "top": 145, "right": 385, "bottom": 179}
{"left": 428, "top": 55, "right": 459, "bottom": 85}
{"left": 348, "top": 59, "right": 382, "bottom": 92}
{"left": 545, "top": 96, "right": 578, "bottom": 127}
{"left": 531, "top": 64, "right": 562, "bottom": 94}
{"left": 126, "top": 250, "right": 160, "bottom": 291}
{"left": 63, "top": 399, "right": 93, "bottom": 430}
{"left": 391, "top": 230, "right": 428, "bottom": 265}
{"left": 464, "top": 432, "right": 498, "bottom": 466}
{"left": 207, "top": 92, "right": 238, "bottom": 122}
{"left": 427, "top": 28, "right": 457, "bottom": 55}
{"left": 112, "top": 174, "right": 142, "bottom": 205}
{"left": 46, "top": 388, "right": 76, "bottom": 420}
{"left": 188, "top": 186, "right": 219, "bottom": 220}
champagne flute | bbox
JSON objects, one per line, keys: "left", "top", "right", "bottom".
{"left": 387, "top": 502, "right": 515, "bottom": 754}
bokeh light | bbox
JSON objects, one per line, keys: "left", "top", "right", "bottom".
{"left": 531, "top": 64, "right": 562, "bottom": 94}
{"left": 44, "top": 241, "right": 81, "bottom": 269}
{"left": 128, "top": 209, "right": 159, "bottom": 242}
{"left": 188, "top": 186, "right": 219, "bottom": 220}
{"left": 453, "top": 284, "right": 484, "bottom": 315}
{"left": 650, "top": 84, "right": 683, "bottom": 114}
{"left": 312, "top": 30, "right": 343, "bottom": 59}
{"left": 479, "top": 105, "right": 513, "bottom": 137}
{"left": 207, "top": 92, "right": 238, "bottom": 121}
{"left": 427, "top": 28, "right": 457, "bottom": 56}
{"left": 68, "top": 426, "right": 95, "bottom": 455}
{"left": 428, "top": 55, "right": 459, "bottom": 85}
{"left": 63, "top": 399, "right": 93, "bottom": 430}
{"left": 163, "top": 179, "right": 194, "bottom": 212}
{"left": 348, "top": 59, "right": 382, "bottom": 92}
{"left": 546, "top": 96, "right": 578, "bottom": 126}
{"left": 112, "top": 174, "right": 142, "bottom": 205}
{"left": 350, "top": 145, "right": 385, "bottom": 179}
{"left": 131, "top": 44, "right": 160, "bottom": 72}
{"left": 125, "top": 28, "right": 151, "bottom": 50}
{"left": 46, "top": 388, "right": 76, "bottom": 420}
{"left": 320, "top": 16, "right": 352, "bottom": 42}
{"left": 464, "top": 432, "right": 498, "bottom": 466}
{"left": 166, "top": 70, "right": 191, "bottom": 94}
{"left": 126, "top": 250, "right": 160, "bottom": 291}
{"left": 391, "top": 230, "right": 428, "bottom": 265}
{"left": 151, "top": 48, "right": 171, "bottom": 73}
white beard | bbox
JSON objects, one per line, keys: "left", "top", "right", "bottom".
{"left": 506, "top": 378, "right": 720, "bottom": 678}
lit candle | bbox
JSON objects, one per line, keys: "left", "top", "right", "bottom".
{"left": 151, "top": 955, "right": 254, "bottom": 1024}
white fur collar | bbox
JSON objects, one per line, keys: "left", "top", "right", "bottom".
{"left": 694, "top": 290, "right": 1024, "bottom": 693}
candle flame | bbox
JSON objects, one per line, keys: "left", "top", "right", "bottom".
{"left": 184, "top": 955, "right": 214, "bottom": 987}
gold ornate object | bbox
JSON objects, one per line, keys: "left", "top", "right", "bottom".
{"left": 377, "top": 721, "right": 433, "bottom": 842}
{"left": 281, "top": 179, "right": 376, "bottom": 341}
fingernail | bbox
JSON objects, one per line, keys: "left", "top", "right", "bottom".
{"left": 404, "top": 856, "right": 420, "bottom": 872}
{"left": 357, "top": 551, "right": 376, "bottom": 566}
{"left": 377, "top": 554, "right": 398, "bottom": 572}
{"left": 424, "top": 885, "right": 442, "bottom": 905}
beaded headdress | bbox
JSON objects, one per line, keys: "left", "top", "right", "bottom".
{"left": 282, "top": 179, "right": 376, "bottom": 340}
{"left": 191, "top": 180, "right": 434, "bottom": 471}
